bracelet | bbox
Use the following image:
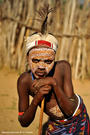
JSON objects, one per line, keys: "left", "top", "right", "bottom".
{"left": 18, "top": 112, "right": 24, "bottom": 116}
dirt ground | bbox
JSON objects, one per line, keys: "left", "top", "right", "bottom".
{"left": 0, "top": 68, "right": 90, "bottom": 135}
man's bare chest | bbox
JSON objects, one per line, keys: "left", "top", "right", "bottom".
{"left": 29, "top": 82, "right": 65, "bottom": 120}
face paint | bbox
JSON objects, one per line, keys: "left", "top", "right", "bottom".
{"left": 28, "top": 48, "right": 55, "bottom": 78}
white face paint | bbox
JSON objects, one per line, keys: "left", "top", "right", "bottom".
{"left": 27, "top": 48, "right": 55, "bottom": 78}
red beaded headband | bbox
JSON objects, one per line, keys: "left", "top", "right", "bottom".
{"left": 26, "top": 40, "right": 57, "bottom": 54}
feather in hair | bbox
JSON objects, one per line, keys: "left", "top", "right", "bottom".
{"left": 36, "top": 3, "right": 57, "bottom": 34}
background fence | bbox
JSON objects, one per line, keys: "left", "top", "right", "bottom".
{"left": 0, "top": 0, "right": 90, "bottom": 79}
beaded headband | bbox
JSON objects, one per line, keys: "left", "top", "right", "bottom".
{"left": 26, "top": 40, "right": 57, "bottom": 54}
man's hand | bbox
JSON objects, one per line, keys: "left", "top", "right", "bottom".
{"left": 32, "top": 77, "right": 55, "bottom": 105}
{"left": 35, "top": 84, "right": 51, "bottom": 104}
{"left": 32, "top": 77, "right": 55, "bottom": 89}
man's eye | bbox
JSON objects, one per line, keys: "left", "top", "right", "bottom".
{"left": 44, "top": 60, "right": 53, "bottom": 64}
{"left": 32, "top": 59, "right": 40, "bottom": 63}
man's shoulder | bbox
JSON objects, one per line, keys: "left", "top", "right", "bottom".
{"left": 54, "top": 60, "right": 71, "bottom": 76}
{"left": 55, "top": 60, "right": 71, "bottom": 69}
{"left": 17, "top": 71, "right": 32, "bottom": 85}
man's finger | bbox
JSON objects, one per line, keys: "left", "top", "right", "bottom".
{"left": 32, "top": 79, "right": 38, "bottom": 86}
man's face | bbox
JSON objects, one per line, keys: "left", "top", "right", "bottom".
{"left": 27, "top": 47, "right": 55, "bottom": 78}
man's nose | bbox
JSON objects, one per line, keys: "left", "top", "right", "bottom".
{"left": 38, "top": 62, "right": 45, "bottom": 70}
{"left": 38, "top": 67, "right": 45, "bottom": 71}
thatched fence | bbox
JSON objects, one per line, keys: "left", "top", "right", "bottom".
{"left": 0, "top": 0, "right": 90, "bottom": 79}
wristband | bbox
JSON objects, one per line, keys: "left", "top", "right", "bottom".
{"left": 18, "top": 112, "right": 24, "bottom": 116}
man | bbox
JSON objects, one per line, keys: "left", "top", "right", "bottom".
{"left": 17, "top": 32, "right": 90, "bottom": 135}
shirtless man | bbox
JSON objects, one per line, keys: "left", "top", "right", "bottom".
{"left": 17, "top": 33, "right": 90, "bottom": 135}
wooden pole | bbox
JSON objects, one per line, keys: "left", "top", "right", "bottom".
{"left": 38, "top": 98, "right": 45, "bottom": 135}
{"left": 1, "top": 16, "right": 90, "bottom": 38}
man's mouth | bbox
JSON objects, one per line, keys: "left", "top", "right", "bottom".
{"left": 35, "top": 71, "right": 46, "bottom": 77}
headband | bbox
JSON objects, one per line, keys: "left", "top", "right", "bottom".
{"left": 26, "top": 40, "right": 57, "bottom": 54}
{"left": 25, "top": 33, "right": 58, "bottom": 54}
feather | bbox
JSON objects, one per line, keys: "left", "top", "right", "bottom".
{"left": 36, "top": 2, "right": 60, "bottom": 34}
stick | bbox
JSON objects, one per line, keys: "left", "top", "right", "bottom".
{"left": 38, "top": 98, "right": 45, "bottom": 135}
{"left": 1, "top": 16, "right": 90, "bottom": 39}
{"left": 2, "top": 16, "right": 40, "bottom": 32}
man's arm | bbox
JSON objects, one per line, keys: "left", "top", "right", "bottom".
{"left": 17, "top": 74, "right": 38, "bottom": 127}
{"left": 17, "top": 74, "right": 51, "bottom": 127}
{"left": 52, "top": 61, "right": 78, "bottom": 117}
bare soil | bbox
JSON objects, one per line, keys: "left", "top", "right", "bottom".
{"left": 0, "top": 68, "right": 90, "bottom": 135}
